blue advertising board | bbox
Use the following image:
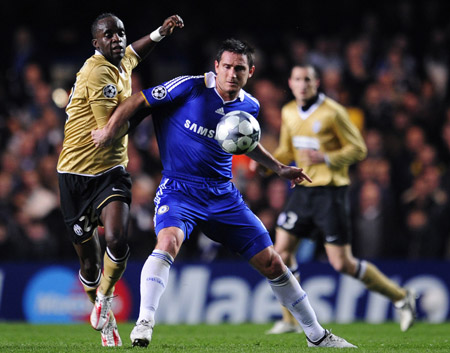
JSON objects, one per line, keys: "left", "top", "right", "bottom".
{"left": 0, "top": 260, "right": 449, "bottom": 324}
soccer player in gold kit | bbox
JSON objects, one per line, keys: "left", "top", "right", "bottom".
{"left": 264, "top": 64, "right": 416, "bottom": 334}
{"left": 57, "top": 13, "right": 183, "bottom": 346}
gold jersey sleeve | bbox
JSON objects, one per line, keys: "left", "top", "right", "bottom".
{"left": 273, "top": 95, "right": 367, "bottom": 187}
{"left": 57, "top": 46, "right": 140, "bottom": 175}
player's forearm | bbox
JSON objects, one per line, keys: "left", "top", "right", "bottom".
{"left": 248, "top": 143, "right": 312, "bottom": 185}
{"left": 104, "top": 93, "right": 146, "bottom": 139}
{"left": 247, "top": 144, "right": 284, "bottom": 175}
{"left": 326, "top": 142, "right": 367, "bottom": 168}
{"left": 131, "top": 35, "right": 159, "bottom": 60}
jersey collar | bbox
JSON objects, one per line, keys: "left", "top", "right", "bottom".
{"left": 297, "top": 93, "right": 325, "bottom": 120}
{"left": 94, "top": 50, "right": 124, "bottom": 74}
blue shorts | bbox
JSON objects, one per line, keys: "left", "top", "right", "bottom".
{"left": 154, "top": 172, "right": 272, "bottom": 260}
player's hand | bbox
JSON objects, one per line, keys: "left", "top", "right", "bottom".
{"left": 159, "top": 15, "right": 184, "bottom": 36}
{"left": 91, "top": 128, "right": 113, "bottom": 148}
{"left": 278, "top": 165, "right": 312, "bottom": 188}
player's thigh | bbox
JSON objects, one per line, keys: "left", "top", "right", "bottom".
{"left": 274, "top": 227, "right": 300, "bottom": 254}
{"left": 95, "top": 167, "right": 132, "bottom": 229}
{"left": 58, "top": 173, "right": 100, "bottom": 244}
{"left": 100, "top": 200, "right": 130, "bottom": 240}
{"left": 153, "top": 179, "right": 202, "bottom": 240}
{"left": 273, "top": 227, "right": 300, "bottom": 267}
{"left": 277, "top": 187, "right": 315, "bottom": 238}
{"left": 324, "top": 243, "right": 357, "bottom": 273}
{"left": 58, "top": 168, "right": 131, "bottom": 244}
{"left": 314, "top": 186, "right": 352, "bottom": 245}
{"left": 202, "top": 202, "right": 272, "bottom": 261}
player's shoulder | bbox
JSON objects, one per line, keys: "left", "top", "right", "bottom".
{"left": 282, "top": 99, "right": 298, "bottom": 112}
{"left": 125, "top": 46, "right": 139, "bottom": 61}
{"left": 163, "top": 74, "right": 205, "bottom": 91}
{"left": 84, "top": 55, "right": 117, "bottom": 83}
{"left": 121, "top": 46, "right": 140, "bottom": 71}
{"left": 144, "top": 74, "right": 204, "bottom": 101}
{"left": 322, "top": 94, "right": 346, "bottom": 114}
{"left": 280, "top": 100, "right": 298, "bottom": 121}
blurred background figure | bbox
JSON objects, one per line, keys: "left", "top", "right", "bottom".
{"left": 0, "top": 1, "right": 449, "bottom": 268}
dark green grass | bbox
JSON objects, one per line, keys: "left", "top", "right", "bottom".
{"left": 0, "top": 322, "right": 448, "bottom": 352}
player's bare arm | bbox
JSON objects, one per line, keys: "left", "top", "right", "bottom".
{"left": 91, "top": 93, "right": 147, "bottom": 147}
{"left": 247, "top": 144, "right": 312, "bottom": 187}
{"left": 132, "top": 14, "right": 184, "bottom": 59}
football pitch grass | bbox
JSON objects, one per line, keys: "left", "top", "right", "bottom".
{"left": 0, "top": 322, "right": 448, "bottom": 352}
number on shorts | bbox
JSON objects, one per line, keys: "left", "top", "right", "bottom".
{"left": 280, "top": 211, "right": 298, "bottom": 230}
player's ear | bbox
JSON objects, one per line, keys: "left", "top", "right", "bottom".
{"left": 288, "top": 77, "right": 294, "bottom": 90}
{"left": 214, "top": 60, "right": 219, "bottom": 73}
{"left": 248, "top": 65, "right": 255, "bottom": 78}
{"left": 92, "top": 38, "right": 98, "bottom": 50}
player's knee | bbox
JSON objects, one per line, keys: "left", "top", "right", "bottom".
{"left": 329, "top": 258, "right": 355, "bottom": 275}
{"left": 259, "top": 250, "right": 285, "bottom": 279}
{"left": 156, "top": 230, "right": 183, "bottom": 257}
{"left": 104, "top": 230, "right": 128, "bottom": 255}
{"left": 104, "top": 225, "right": 127, "bottom": 240}
{"left": 271, "top": 255, "right": 286, "bottom": 277}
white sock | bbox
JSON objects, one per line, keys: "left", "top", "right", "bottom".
{"left": 268, "top": 269, "right": 325, "bottom": 341}
{"left": 354, "top": 259, "right": 368, "bottom": 280}
{"left": 137, "top": 249, "right": 174, "bottom": 324}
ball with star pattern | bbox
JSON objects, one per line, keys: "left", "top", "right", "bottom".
{"left": 215, "top": 110, "right": 261, "bottom": 155}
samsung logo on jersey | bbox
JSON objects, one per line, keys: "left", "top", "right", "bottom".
{"left": 184, "top": 120, "right": 215, "bottom": 138}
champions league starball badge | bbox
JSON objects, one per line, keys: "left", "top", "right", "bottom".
{"left": 152, "top": 86, "right": 167, "bottom": 100}
{"left": 103, "top": 84, "right": 117, "bottom": 98}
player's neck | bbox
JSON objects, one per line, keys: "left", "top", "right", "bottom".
{"left": 300, "top": 94, "right": 319, "bottom": 111}
{"left": 217, "top": 89, "right": 239, "bottom": 102}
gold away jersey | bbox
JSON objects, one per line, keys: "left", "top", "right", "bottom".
{"left": 57, "top": 46, "right": 140, "bottom": 175}
{"left": 273, "top": 93, "right": 367, "bottom": 187}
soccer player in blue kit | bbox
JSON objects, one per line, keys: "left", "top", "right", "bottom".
{"left": 92, "top": 38, "right": 357, "bottom": 348}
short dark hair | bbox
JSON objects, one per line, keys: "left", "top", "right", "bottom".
{"left": 91, "top": 13, "right": 118, "bottom": 38}
{"left": 216, "top": 38, "right": 255, "bottom": 68}
{"left": 291, "top": 63, "right": 320, "bottom": 80}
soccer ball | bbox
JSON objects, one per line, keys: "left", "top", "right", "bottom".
{"left": 215, "top": 110, "right": 261, "bottom": 154}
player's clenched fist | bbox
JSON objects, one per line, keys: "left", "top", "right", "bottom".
{"left": 160, "top": 14, "right": 184, "bottom": 36}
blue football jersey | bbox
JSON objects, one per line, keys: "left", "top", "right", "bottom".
{"left": 141, "top": 72, "right": 260, "bottom": 179}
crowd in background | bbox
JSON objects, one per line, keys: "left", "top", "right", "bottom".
{"left": 0, "top": 1, "right": 449, "bottom": 262}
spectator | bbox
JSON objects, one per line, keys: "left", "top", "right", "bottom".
{"left": 1, "top": 1, "right": 450, "bottom": 265}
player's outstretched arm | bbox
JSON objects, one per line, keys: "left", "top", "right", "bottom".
{"left": 132, "top": 14, "right": 184, "bottom": 59}
{"left": 91, "top": 92, "right": 147, "bottom": 148}
{"left": 247, "top": 144, "right": 312, "bottom": 187}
